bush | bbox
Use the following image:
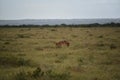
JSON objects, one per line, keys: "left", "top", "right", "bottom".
{"left": 78, "top": 57, "right": 84, "bottom": 66}
{"left": 46, "top": 70, "right": 70, "bottom": 80}
{"left": 17, "top": 34, "right": 30, "bottom": 38}
{"left": 51, "top": 29, "right": 57, "bottom": 31}
{"left": 110, "top": 44, "right": 117, "bottom": 49}
{"left": 0, "top": 53, "right": 32, "bottom": 67}
{"left": 17, "top": 58, "right": 31, "bottom": 66}
{"left": 4, "top": 42, "right": 10, "bottom": 44}
{"left": 32, "top": 67, "right": 44, "bottom": 78}
{"left": 97, "top": 43, "right": 105, "bottom": 47}
{"left": 0, "top": 54, "right": 18, "bottom": 67}
{"left": 17, "top": 34, "right": 25, "bottom": 38}
{"left": 14, "top": 70, "right": 28, "bottom": 80}
{"left": 71, "top": 35, "right": 78, "bottom": 38}
{"left": 98, "top": 35, "right": 103, "bottom": 38}
{"left": 14, "top": 67, "right": 71, "bottom": 80}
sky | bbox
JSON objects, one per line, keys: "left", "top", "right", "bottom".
{"left": 0, "top": 0, "right": 120, "bottom": 20}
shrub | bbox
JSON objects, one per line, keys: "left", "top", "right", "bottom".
{"left": 55, "top": 59, "right": 62, "bottom": 63}
{"left": 71, "top": 35, "right": 78, "bottom": 38}
{"left": 17, "top": 58, "right": 31, "bottom": 66}
{"left": 0, "top": 54, "right": 18, "bottom": 67}
{"left": 78, "top": 57, "right": 84, "bottom": 66}
{"left": 17, "top": 34, "right": 30, "bottom": 38}
{"left": 51, "top": 29, "right": 56, "bottom": 31}
{"left": 14, "top": 70, "right": 28, "bottom": 80}
{"left": 46, "top": 70, "right": 70, "bottom": 80}
{"left": 98, "top": 35, "right": 103, "bottom": 38}
{"left": 110, "top": 44, "right": 117, "bottom": 49}
{"left": 32, "top": 67, "right": 44, "bottom": 78}
{"left": 78, "top": 57, "right": 83, "bottom": 63}
{"left": 17, "top": 53, "right": 26, "bottom": 56}
{"left": 17, "top": 34, "right": 25, "bottom": 38}
{"left": 97, "top": 43, "right": 105, "bottom": 47}
{"left": 14, "top": 67, "right": 70, "bottom": 80}
{"left": 4, "top": 42, "right": 10, "bottom": 44}
{"left": 0, "top": 53, "right": 32, "bottom": 67}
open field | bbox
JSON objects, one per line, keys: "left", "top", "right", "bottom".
{"left": 0, "top": 27, "right": 120, "bottom": 80}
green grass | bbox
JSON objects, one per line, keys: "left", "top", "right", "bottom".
{"left": 0, "top": 27, "right": 120, "bottom": 80}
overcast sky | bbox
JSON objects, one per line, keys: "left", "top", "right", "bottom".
{"left": 0, "top": 0, "right": 120, "bottom": 20}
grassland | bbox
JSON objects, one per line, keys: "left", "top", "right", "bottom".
{"left": 0, "top": 27, "right": 120, "bottom": 80}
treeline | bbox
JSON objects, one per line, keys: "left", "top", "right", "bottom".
{"left": 0, "top": 22, "right": 120, "bottom": 28}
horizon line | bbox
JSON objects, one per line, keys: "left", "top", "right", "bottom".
{"left": 0, "top": 18, "right": 120, "bottom": 20}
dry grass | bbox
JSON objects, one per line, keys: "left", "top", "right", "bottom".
{"left": 0, "top": 27, "right": 120, "bottom": 80}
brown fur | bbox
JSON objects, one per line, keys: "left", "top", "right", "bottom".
{"left": 55, "top": 40, "right": 70, "bottom": 48}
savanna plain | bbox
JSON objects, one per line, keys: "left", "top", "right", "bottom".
{"left": 0, "top": 26, "right": 120, "bottom": 80}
